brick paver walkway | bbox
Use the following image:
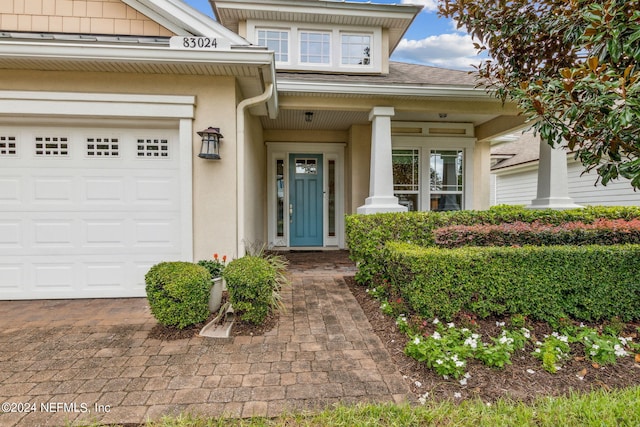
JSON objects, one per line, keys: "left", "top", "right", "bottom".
{"left": 0, "top": 251, "right": 410, "bottom": 426}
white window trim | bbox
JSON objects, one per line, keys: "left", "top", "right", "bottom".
{"left": 256, "top": 27, "right": 291, "bottom": 66}
{"left": 299, "top": 30, "right": 332, "bottom": 66}
{"left": 266, "top": 142, "right": 346, "bottom": 249}
{"left": 249, "top": 20, "right": 381, "bottom": 73}
{"left": 393, "top": 136, "right": 475, "bottom": 211}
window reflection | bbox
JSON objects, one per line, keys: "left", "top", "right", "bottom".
{"left": 430, "top": 150, "right": 463, "bottom": 211}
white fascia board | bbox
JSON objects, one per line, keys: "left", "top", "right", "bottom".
{"left": 0, "top": 40, "right": 274, "bottom": 68}
{"left": 215, "top": 0, "right": 420, "bottom": 21}
{"left": 277, "top": 79, "right": 493, "bottom": 99}
{"left": 0, "top": 91, "right": 195, "bottom": 118}
{"left": 124, "top": 0, "right": 250, "bottom": 44}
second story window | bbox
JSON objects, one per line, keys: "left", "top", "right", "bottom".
{"left": 299, "top": 31, "right": 331, "bottom": 64}
{"left": 341, "top": 34, "right": 371, "bottom": 66}
{"left": 257, "top": 29, "right": 289, "bottom": 63}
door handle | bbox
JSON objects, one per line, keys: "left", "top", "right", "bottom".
{"left": 289, "top": 204, "right": 293, "bottom": 223}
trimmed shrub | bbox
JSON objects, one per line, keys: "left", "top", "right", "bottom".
{"left": 346, "top": 205, "right": 640, "bottom": 284}
{"left": 145, "top": 262, "right": 211, "bottom": 329}
{"left": 223, "top": 256, "right": 278, "bottom": 324}
{"left": 435, "top": 219, "right": 640, "bottom": 248}
{"left": 384, "top": 241, "right": 640, "bottom": 322}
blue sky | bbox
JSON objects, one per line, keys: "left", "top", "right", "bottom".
{"left": 182, "top": 0, "right": 483, "bottom": 70}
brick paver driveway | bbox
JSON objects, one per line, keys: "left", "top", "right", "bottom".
{"left": 0, "top": 251, "right": 410, "bottom": 426}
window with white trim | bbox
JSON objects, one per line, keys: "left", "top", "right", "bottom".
{"left": 430, "top": 150, "right": 464, "bottom": 211}
{"left": 137, "top": 138, "right": 169, "bottom": 158}
{"left": 35, "top": 136, "right": 68, "bottom": 156}
{"left": 0, "top": 136, "right": 16, "bottom": 156}
{"left": 87, "top": 137, "right": 119, "bottom": 157}
{"left": 257, "top": 29, "right": 289, "bottom": 63}
{"left": 392, "top": 149, "right": 420, "bottom": 211}
{"left": 341, "top": 33, "right": 371, "bottom": 66}
{"left": 299, "top": 31, "right": 331, "bottom": 64}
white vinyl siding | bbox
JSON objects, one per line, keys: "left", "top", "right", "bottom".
{"left": 492, "top": 160, "right": 640, "bottom": 206}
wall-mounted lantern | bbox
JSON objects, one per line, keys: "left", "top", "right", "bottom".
{"left": 197, "top": 127, "right": 223, "bottom": 160}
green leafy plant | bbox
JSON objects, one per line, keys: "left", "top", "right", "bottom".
{"left": 223, "top": 253, "right": 288, "bottom": 325}
{"left": 145, "top": 262, "right": 211, "bottom": 329}
{"left": 196, "top": 253, "right": 227, "bottom": 278}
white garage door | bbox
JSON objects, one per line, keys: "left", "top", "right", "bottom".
{"left": 0, "top": 125, "right": 184, "bottom": 299}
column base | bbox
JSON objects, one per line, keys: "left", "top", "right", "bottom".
{"left": 526, "top": 197, "right": 583, "bottom": 210}
{"left": 357, "top": 196, "right": 408, "bottom": 214}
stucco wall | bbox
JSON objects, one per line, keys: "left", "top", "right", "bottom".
{"left": 0, "top": 0, "right": 173, "bottom": 35}
{"left": 0, "top": 69, "right": 239, "bottom": 261}
{"left": 348, "top": 124, "right": 372, "bottom": 213}
{"left": 243, "top": 110, "right": 267, "bottom": 249}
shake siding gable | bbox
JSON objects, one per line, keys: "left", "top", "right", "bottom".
{"left": 0, "top": 0, "right": 174, "bottom": 36}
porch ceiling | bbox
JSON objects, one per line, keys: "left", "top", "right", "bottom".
{"left": 260, "top": 108, "right": 502, "bottom": 131}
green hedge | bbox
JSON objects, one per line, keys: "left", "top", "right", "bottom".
{"left": 384, "top": 241, "right": 640, "bottom": 322}
{"left": 434, "top": 218, "right": 640, "bottom": 248}
{"left": 145, "top": 262, "right": 211, "bottom": 329}
{"left": 223, "top": 256, "right": 278, "bottom": 325}
{"left": 346, "top": 205, "right": 640, "bottom": 284}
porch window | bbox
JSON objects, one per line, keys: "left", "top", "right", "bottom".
{"left": 392, "top": 149, "right": 419, "bottom": 211}
{"left": 257, "top": 29, "right": 289, "bottom": 63}
{"left": 341, "top": 34, "right": 371, "bottom": 66}
{"left": 300, "top": 31, "right": 331, "bottom": 64}
{"left": 430, "top": 150, "right": 463, "bottom": 211}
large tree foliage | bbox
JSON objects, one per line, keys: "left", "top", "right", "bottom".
{"left": 440, "top": 0, "right": 640, "bottom": 187}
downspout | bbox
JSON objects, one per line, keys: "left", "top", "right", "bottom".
{"left": 236, "top": 83, "right": 274, "bottom": 258}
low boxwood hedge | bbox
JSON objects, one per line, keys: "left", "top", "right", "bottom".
{"left": 384, "top": 241, "right": 640, "bottom": 322}
{"left": 145, "top": 262, "right": 211, "bottom": 329}
{"left": 223, "top": 255, "right": 278, "bottom": 325}
{"left": 346, "top": 205, "right": 640, "bottom": 284}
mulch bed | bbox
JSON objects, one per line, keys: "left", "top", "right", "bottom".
{"left": 345, "top": 275, "right": 640, "bottom": 403}
{"left": 147, "top": 292, "right": 278, "bottom": 340}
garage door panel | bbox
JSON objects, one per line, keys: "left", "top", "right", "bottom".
{"left": 0, "top": 125, "right": 184, "bottom": 300}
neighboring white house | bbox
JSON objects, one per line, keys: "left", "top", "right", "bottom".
{"left": 491, "top": 131, "right": 640, "bottom": 207}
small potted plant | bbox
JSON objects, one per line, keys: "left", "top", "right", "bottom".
{"left": 197, "top": 253, "right": 227, "bottom": 312}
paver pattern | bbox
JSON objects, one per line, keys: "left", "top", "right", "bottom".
{"left": 0, "top": 251, "right": 410, "bottom": 426}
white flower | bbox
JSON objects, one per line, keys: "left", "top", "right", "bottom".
{"left": 521, "top": 328, "right": 531, "bottom": 339}
{"left": 496, "top": 321, "right": 506, "bottom": 327}
{"left": 472, "top": 333, "right": 480, "bottom": 339}
{"left": 413, "top": 337, "right": 421, "bottom": 345}
{"left": 452, "top": 354, "right": 459, "bottom": 361}
{"left": 455, "top": 360, "right": 465, "bottom": 367}
{"left": 432, "top": 331, "right": 442, "bottom": 340}
{"left": 433, "top": 318, "right": 440, "bottom": 324}
{"left": 459, "top": 377, "right": 467, "bottom": 386}
{"left": 464, "top": 372, "right": 471, "bottom": 379}
{"left": 415, "top": 381, "right": 422, "bottom": 388}
{"left": 435, "top": 359, "right": 443, "bottom": 365}
{"left": 526, "top": 369, "right": 535, "bottom": 374}
{"left": 579, "top": 322, "right": 585, "bottom": 328}
{"left": 614, "top": 344, "right": 627, "bottom": 357}
{"left": 535, "top": 341, "right": 543, "bottom": 346}
{"left": 461, "top": 328, "right": 469, "bottom": 333}
{"left": 447, "top": 322, "right": 456, "bottom": 328}
{"left": 499, "top": 335, "right": 513, "bottom": 345}
{"left": 534, "top": 348, "right": 541, "bottom": 353}
{"left": 592, "top": 344, "right": 600, "bottom": 350}
{"left": 454, "top": 392, "right": 462, "bottom": 399}
{"left": 486, "top": 402, "right": 492, "bottom": 407}
{"left": 443, "top": 375, "right": 449, "bottom": 380}
{"left": 418, "top": 392, "right": 429, "bottom": 405}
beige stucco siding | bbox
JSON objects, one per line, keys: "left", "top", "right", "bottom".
{"left": 473, "top": 139, "right": 491, "bottom": 210}
{"left": 348, "top": 124, "right": 372, "bottom": 213}
{"left": 0, "top": 0, "right": 174, "bottom": 35}
{"left": 244, "top": 111, "right": 267, "bottom": 248}
{"left": 0, "top": 69, "right": 239, "bottom": 261}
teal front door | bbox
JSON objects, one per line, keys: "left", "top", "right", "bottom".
{"left": 289, "top": 154, "right": 323, "bottom": 247}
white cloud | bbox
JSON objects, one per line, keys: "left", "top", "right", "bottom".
{"left": 400, "top": 0, "right": 438, "bottom": 12}
{"left": 392, "top": 33, "right": 484, "bottom": 70}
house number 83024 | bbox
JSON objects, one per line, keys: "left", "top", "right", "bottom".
{"left": 169, "top": 36, "right": 231, "bottom": 51}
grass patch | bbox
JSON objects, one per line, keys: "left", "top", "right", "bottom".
{"left": 87, "top": 386, "right": 640, "bottom": 427}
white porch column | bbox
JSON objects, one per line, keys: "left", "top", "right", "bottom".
{"left": 527, "top": 136, "right": 582, "bottom": 209}
{"left": 357, "top": 106, "right": 407, "bottom": 214}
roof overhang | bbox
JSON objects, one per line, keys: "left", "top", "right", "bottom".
{"left": 0, "top": 37, "right": 278, "bottom": 118}
{"left": 211, "top": 0, "right": 421, "bottom": 54}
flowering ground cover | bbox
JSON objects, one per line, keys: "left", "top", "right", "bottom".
{"left": 346, "top": 276, "right": 640, "bottom": 404}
